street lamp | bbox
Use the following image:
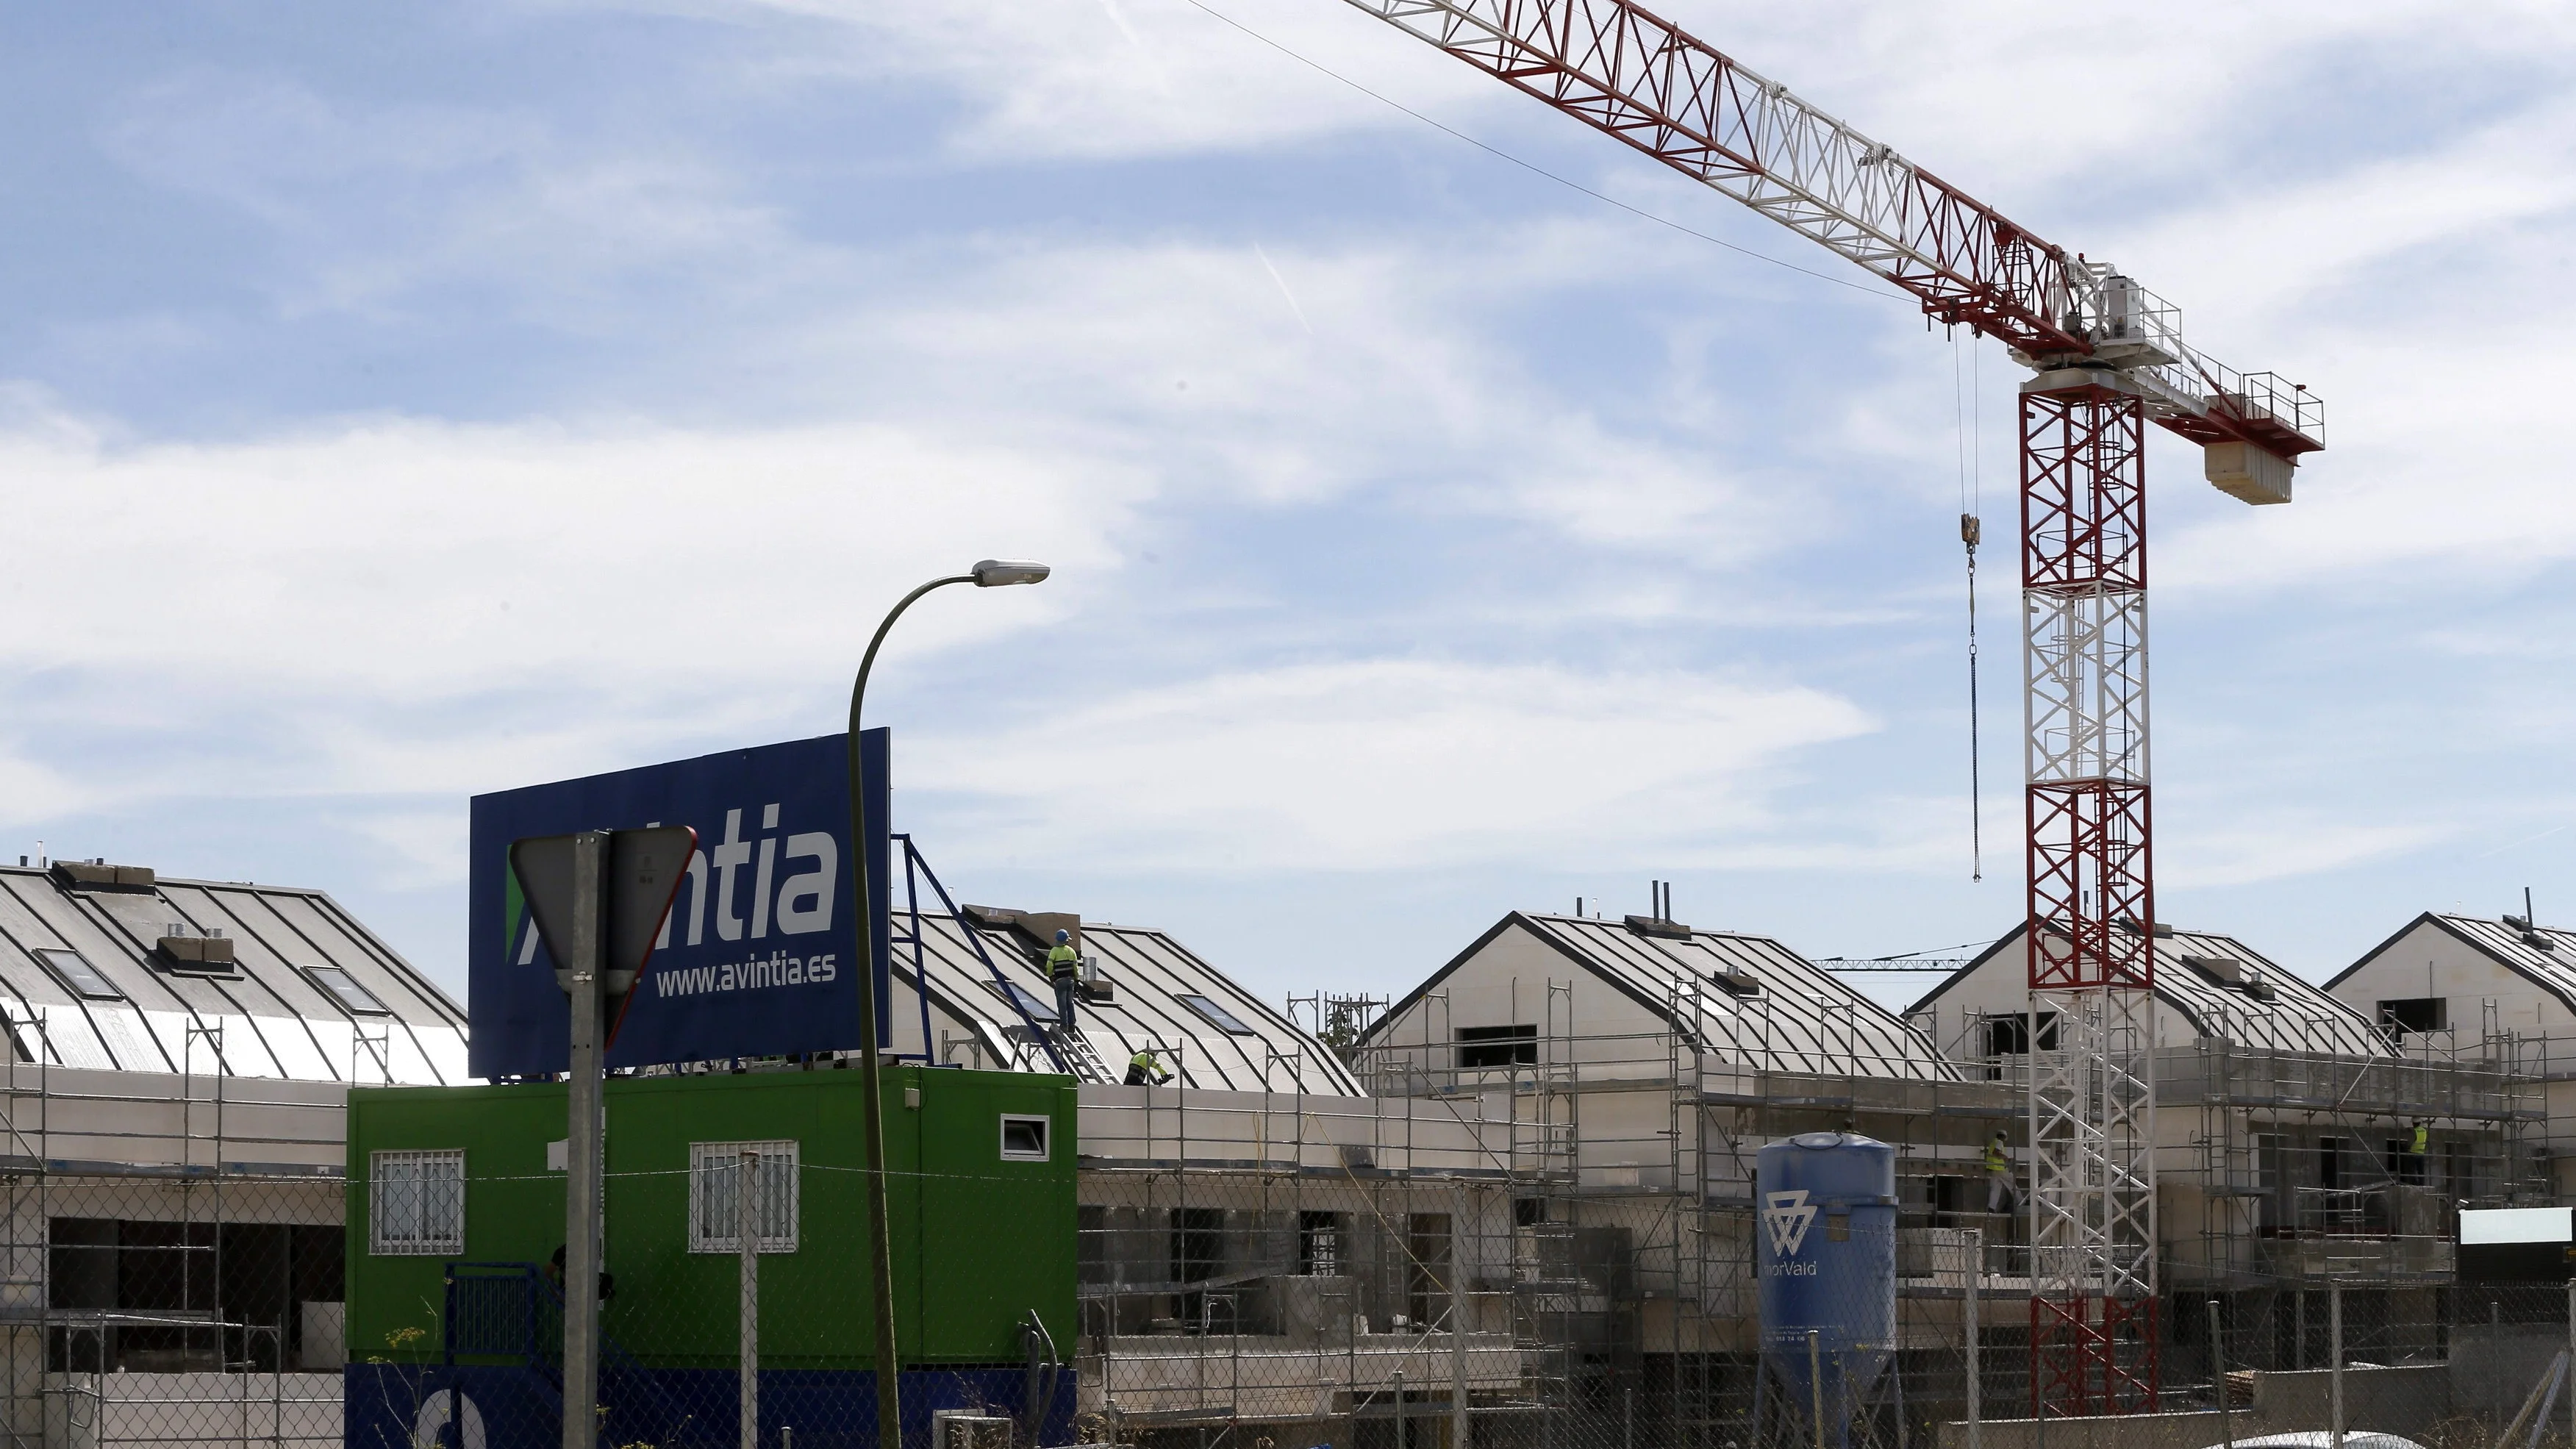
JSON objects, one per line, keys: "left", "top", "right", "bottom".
{"left": 848, "top": 559, "right": 1049, "bottom": 1449}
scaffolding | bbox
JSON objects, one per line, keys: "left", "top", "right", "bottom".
{"left": 0, "top": 1010, "right": 347, "bottom": 1449}
{"left": 1066, "top": 950, "right": 2576, "bottom": 1449}
{"left": 1906, "top": 991, "right": 2551, "bottom": 1386}
{"left": 1073, "top": 976, "right": 2026, "bottom": 1449}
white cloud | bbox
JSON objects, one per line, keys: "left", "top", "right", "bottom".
{"left": 0, "top": 409, "right": 1134, "bottom": 790}
{"left": 0, "top": 755, "right": 95, "bottom": 831}
{"left": 2157, "top": 815, "right": 2452, "bottom": 890}
{"left": 693, "top": 0, "right": 1504, "bottom": 161}
{"left": 903, "top": 657, "right": 1874, "bottom": 872}
{"left": 782, "top": 223, "right": 1838, "bottom": 560}
{"left": 96, "top": 73, "right": 815, "bottom": 323}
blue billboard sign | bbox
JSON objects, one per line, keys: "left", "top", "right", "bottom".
{"left": 468, "top": 730, "right": 890, "bottom": 1078}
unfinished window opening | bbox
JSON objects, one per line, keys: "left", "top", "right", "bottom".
{"left": 1405, "top": 1212, "right": 1453, "bottom": 1327}
{"left": 2377, "top": 997, "right": 2447, "bottom": 1035}
{"left": 2385, "top": 1138, "right": 2427, "bottom": 1187}
{"left": 1456, "top": 1024, "right": 1538, "bottom": 1069}
{"left": 1297, "top": 1211, "right": 1343, "bottom": 1276}
{"left": 1169, "top": 1207, "right": 1225, "bottom": 1284}
{"left": 1979, "top": 1012, "right": 2057, "bottom": 1056}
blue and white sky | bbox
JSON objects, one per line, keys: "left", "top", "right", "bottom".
{"left": 6, "top": 1, "right": 2576, "bottom": 1017}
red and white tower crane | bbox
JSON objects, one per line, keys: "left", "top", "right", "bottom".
{"left": 1338, "top": 0, "right": 2324, "bottom": 1412}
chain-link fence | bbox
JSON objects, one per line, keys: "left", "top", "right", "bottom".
{"left": 0, "top": 1172, "right": 346, "bottom": 1449}
{"left": 318, "top": 1149, "right": 2576, "bottom": 1449}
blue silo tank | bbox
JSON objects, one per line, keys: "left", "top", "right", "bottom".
{"left": 1757, "top": 1130, "right": 1898, "bottom": 1448}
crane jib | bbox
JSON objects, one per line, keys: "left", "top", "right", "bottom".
{"left": 1357, "top": 0, "right": 2324, "bottom": 462}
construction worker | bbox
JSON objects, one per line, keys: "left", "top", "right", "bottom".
{"left": 1047, "top": 929, "right": 1080, "bottom": 1036}
{"left": 1126, "top": 1046, "right": 1172, "bottom": 1087}
{"left": 2411, "top": 1120, "right": 2430, "bottom": 1156}
{"left": 1983, "top": 1131, "right": 2017, "bottom": 1215}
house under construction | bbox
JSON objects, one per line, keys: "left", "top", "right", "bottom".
{"left": 1908, "top": 920, "right": 2545, "bottom": 1375}
{"left": 2328, "top": 910, "right": 2576, "bottom": 1201}
{"left": 0, "top": 857, "right": 470, "bottom": 1448}
{"left": 1337, "top": 910, "right": 2018, "bottom": 1443}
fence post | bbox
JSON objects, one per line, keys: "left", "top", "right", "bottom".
{"left": 2208, "top": 1298, "right": 2230, "bottom": 1449}
{"left": 1808, "top": 1330, "right": 1824, "bottom": 1449}
{"left": 1623, "top": 1387, "right": 1634, "bottom": 1449}
{"left": 1964, "top": 1231, "right": 1981, "bottom": 1449}
{"left": 2566, "top": 1278, "right": 2575, "bottom": 1449}
{"left": 1451, "top": 1183, "right": 1470, "bottom": 1449}
{"left": 741, "top": 1148, "right": 759, "bottom": 1449}
{"left": 2329, "top": 1284, "right": 2344, "bottom": 1449}
{"left": 1395, "top": 1367, "right": 1407, "bottom": 1449}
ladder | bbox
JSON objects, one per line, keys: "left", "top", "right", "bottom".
{"left": 1051, "top": 1026, "right": 1115, "bottom": 1084}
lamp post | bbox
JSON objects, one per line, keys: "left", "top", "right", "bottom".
{"left": 850, "top": 559, "right": 1050, "bottom": 1449}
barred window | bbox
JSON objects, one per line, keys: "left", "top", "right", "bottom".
{"left": 370, "top": 1150, "right": 465, "bottom": 1256}
{"left": 690, "top": 1141, "right": 798, "bottom": 1254}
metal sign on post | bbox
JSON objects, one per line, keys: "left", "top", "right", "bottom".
{"left": 470, "top": 731, "right": 890, "bottom": 1077}
{"left": 509, "top": 824, "right": 695, "bottom": 1449}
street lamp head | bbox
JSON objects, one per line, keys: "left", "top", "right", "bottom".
{"left": 970, "top": 559, "right": 1051, "bottom": 587}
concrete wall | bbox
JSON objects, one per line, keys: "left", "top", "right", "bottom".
{"left": 43, "top": 1370, "right": 340, "bottom": 1449}
{"left": 2328, "top": 920, "right": 2573, "bottom": 1039}
{"left": 1076, "top": 1086, "right": 1504, "bottom": 1173}
{"left": 1371, "top": 921, "right": 1678, "bottom": 1077}
{"left": 1934, "top": 1364, "right": 2449, "bottom": 1449}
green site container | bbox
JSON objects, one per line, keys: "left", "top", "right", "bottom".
{"left": 344, "top": 1065, "right": 1075, "bottom": 1370}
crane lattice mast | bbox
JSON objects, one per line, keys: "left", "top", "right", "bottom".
{"left": 1339, "top": 0, "right": 2325, "bottom": 1414}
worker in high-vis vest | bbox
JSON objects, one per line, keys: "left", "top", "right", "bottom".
{"left": 1983, "top": 1131, "right": 2017, "bottom": 1214}
{"left": 2411, "top": 1121, "right": 2430, "bottom": 1156}
{"left": 1126, "top": 1047, "right": 1172, "bottom": 1087}
{"left": 1047, "top": 929, "right": 1081, "bottom": 1035}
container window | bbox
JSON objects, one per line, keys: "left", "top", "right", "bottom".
{"left": 370, "top": 1151, "right": 465, "bottom": 1256}
{"left": 690, "top": 1141, "right": 799, "bottom": 1254}
{"left": 1175, "top": 993, "right": 1258, "bottom": 1036}
{"left": 307, "top": 965, "right": 390, "bottom": 1015}
{"left": 35, "top": 949, "right": 120, "bottom": 1002}
{"left": 1000, "top": 1115, "right": 1051, "bottom": 1162}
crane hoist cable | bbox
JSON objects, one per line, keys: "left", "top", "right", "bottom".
{"left": 1954, "top": 332, "right": 1983, "bottom": 882}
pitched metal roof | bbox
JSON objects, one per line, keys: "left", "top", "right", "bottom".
{"left": 887, "top": 909, "right": 1359, "bottom": 1095}
{"left": 2324, "top": 912, "right": 2576, "bottom": 1017}
{"left": 0, "top": 863, "right": 468, "bottom": 1084}
{"left": 1366, "top": 912, "right": 1954, "bottom": 1081}
{"left": 1911, "top": 923, "right": 2387, "bottom": 1057}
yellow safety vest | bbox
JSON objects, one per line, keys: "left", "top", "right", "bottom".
{"left": 1131, "top": 1051, "right": 1160, "bottom": 1073}
{"left": 2411, "top": 1124, "right": 2429, "bottom": 1155}
{"left": 1983, "top": 1141, "right": 2007, "bottom": 1173}
{"left": 1048, "top": 943, "right": 1078, "bottom": 978}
